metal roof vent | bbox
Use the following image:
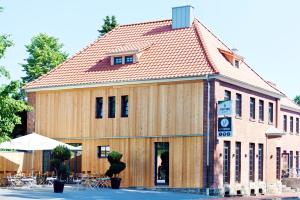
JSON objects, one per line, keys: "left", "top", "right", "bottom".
{"left": 172, "top": 5, "right": 194, "bottom": 29}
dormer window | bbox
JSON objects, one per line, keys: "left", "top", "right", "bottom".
{"left": 114, "top": 57, "right": 122, "bottom": 65}
{"left": 234, "top": 59, "right": 240, "bottom": 68}
{"left": 125, "top": 56, "right": 134, "bottom": 64}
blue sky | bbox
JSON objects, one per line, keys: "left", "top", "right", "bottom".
{"left": 0, "top": 0, "right": 299, "bottom": 98}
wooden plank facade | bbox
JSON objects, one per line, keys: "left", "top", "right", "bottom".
{"left": 19, "top": 80, "right": 205, "bottom": 188}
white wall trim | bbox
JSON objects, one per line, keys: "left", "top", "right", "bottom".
{"left": 25, "top": 76, "right": 215, "bottom": 92}
{"left": 216, "top": 75, "right": 284, "bottom": 99}
{"left": 280, "top": 105, "right": 300, "bottom": 114}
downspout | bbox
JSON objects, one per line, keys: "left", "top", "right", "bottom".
{"left": 206, "top": 74, "right": 211, "bottom": 194}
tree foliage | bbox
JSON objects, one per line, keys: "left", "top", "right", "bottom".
{"left": 0, "top": 13, "right": 31, "bottom": 141}
{"left": 98, "top": 15, "right": 118, "bottom": 37}
{"left": 294, "top": 95, "right": 300, "bottom": 106}
{"left": 22, "top": 33, "right": 68, "bottom": 83}
{"left": 0, "top": 35, "right": 13, "bottom": 79}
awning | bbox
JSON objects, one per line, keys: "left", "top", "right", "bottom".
{"left": 0, "top": 133, "right": 81, "bottom": 151}
{"left": 265, "top": 126, "right": 285, "bottom": 137}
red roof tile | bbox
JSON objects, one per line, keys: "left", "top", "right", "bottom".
{"left": 25, "top": 19, "right": 215, "bottom": 89}
{"left": 24, "top": 18, "right": 282, "bottom": 97}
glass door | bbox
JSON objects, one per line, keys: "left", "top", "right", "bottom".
{"left": 154, "top": 142, "right": 169, "bottom": 186}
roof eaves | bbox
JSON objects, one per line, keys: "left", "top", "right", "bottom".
{"left": 24, "top": 25, "right": 122, "bottom": 90}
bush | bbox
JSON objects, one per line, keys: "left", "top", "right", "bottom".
{"left": 105, "top": 151, "right": 126, "bottom": 178}
{"left": 50, "top": 145, "right": 71, "bottom": 181}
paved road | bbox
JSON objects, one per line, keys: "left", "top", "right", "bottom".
{"left": 0, "top": 186, "right": 216, "bottom": 200}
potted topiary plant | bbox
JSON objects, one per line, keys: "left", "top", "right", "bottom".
{"left": 50, "top": 145, "right": 71, "bottom": 193}
{"left": 105, "top": 151, "right": 126, "bottom": 189}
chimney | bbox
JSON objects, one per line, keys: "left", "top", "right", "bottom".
{"left": 172, "top": 5, "right": 194, "bottom": 29}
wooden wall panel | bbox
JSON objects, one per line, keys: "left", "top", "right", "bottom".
{"left": 34, "top": 81, "right": 204, "bottom": 139}
{"left": 67, "top": 136, "right": 204, "bottom": 188}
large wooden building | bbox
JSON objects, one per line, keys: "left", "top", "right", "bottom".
{"left": 18, "top": 5, "right": 300, "bottom": 195}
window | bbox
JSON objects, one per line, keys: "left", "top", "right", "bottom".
{"left": 258, "top": 144, "right": 264, "bottom": 181}
{"left": 95, "top": 97, "right": 103, "bottom": 119}
{"left": 121, "top": 95, "right": 129, "bottom": 117}
{"left": 114, "top": 57, "right": 122, "bottom": 65}
{"left": 224, "top": 90, "right": 231, "bottom": 101}
{"left": 297, "top": 151, "right": 299, "bottom": 176}
{"left": 235, "top": 142, "right": 241, "bottom": 183}
{"left": 223, "top": 141, "right": 231, "bottom": 184}
{"left": 250, "top": 98, "right": 256, "bottom": 120}
{"left": 297, "top": 118, "right": 299, "bottom": 134}
{"left": 236, "top": 93, "right": 242, "bottom": 117}
{"left": 234, "top": 60, "right": 240, "bottom": 68}
{"left": 284, "top": 115, "right": 287, "bottom": 132}
{"left": 249, "top": 143, "right": 255, "bottom": 182}
{"left": 289, "top": 151, "right": 294, "bottom": 173}
{"left": 290, "top": 116, "right": 294, "bottom": 133}
{"left": 269, "top": 103, "right": 274, "bottom": 124}
{"left": 108, "top": 96, "right": 116, "bottom": 118}
{"left": 97, "top": 146, "right": 110, "bottom": 158}
{"left": 125, "top": 56, "right": 134, "bottom": 64}
{"left": 276, "top": 147, "right": 281, "bottom": 180}
{"left": 259, "top": 100, "right": 264, "bottom": 122}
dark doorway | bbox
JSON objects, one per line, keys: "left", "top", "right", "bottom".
{"left": 42, "top": 150, "right": 51, "bottom": 173}
{"left": 154, "top": 142, "right": 169, "bottom": 186}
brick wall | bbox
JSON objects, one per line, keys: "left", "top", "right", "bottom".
{"left": 203, "top": 78, "right": 217, "bottom": 188}
{"left": 27, "top": 92, "right": 36, "bottom": 133}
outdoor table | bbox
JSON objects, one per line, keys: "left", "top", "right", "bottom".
{"left": 45, "top": 177, "right": 56, "bottom": 185}
{"left": 21, "top": 178, "right": 35, "bottom": 187}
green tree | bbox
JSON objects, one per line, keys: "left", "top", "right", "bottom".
{"left": 98, "top": 15, "right": 118, "bottom": 37}
{"left": 0, "top": 35, "right": 13, "bottom": 79}
{"left": 0, "top": 7, "right": 31, "bottom": 142}
{"left": 22, "top": 33, "right": 68, "bottom": 83}
{"left": 294, "top": 95, "right": 300, "bottom": 105}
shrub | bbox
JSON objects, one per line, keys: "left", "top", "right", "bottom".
{"left": 105, "top": 151, "right": 126, "bottom": 178}
{"left": 50, "top": 145, "right": 71, "bottom": 181}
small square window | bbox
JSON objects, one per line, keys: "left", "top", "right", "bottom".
{"left": 234, "top": 60, "right": 240, "bottom": 68}
{"left": 97, "top": 146, "right": 110, "bottom": 158}
{"left": 125, "top": 56, "right": 134, "bottom": 64}
{"left": 114, "top": 57, "right": 122, "bottom": 65}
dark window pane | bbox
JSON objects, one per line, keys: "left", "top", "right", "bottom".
{"left": 296, "top": 118, "right": 299, "bottom": 134}
{"left": 258, "top": 144, "right": 264, "bottom": 181}
{"left": 259, "top": 100, "right": 264, "bottom": 121}
{"left": 114, "top": 57, "right": 122, "bottom": 65}
{"left": 121, "top": 95, "right": 129, "bottom": 117}
{"left": 249, "top": 143, "right": 255, "bottom": 182}
{"left": 250, "top": 98, "right": 255, "bottom": 119}
{"left": 95, "top": 97, "right": 103, "bottom": 119}
{"left": 223, "top": 141, "right": 231, "bottom": 184}
{"left": 235, "top": 142, "right": 241, "bottom": 183}
{"left": 284, "top": 115, "right": 287, "bottom": 132}
{"left": 224, "top": 90, "right": 231, "bottom": 101}
{"left": 269, "top": 103, "right": 274, "bottom": 123}
{"left": 108, "top": 96, "right": 116, "bottom": 118}
{"left": 125, "top": 56, "right": 134, "bottom": 64}
{"left": 290, "top": 117, "right": 294, "bottom": 133}
{"left": 97, "top": 146, "right": 110, "bottom": 158}
{"left": 276, "top": 147, "right": 281, "bottom": 179}
{"left": 236, "top": 93, "right": 242, "bottom": 117}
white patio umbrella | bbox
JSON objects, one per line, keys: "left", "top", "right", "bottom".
{"left": 0, "top": 133, "right": 81, "bottom": 176}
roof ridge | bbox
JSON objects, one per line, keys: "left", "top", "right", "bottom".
{"left": 120, "top": 19, "right": 172, "bottom": 27}
{"left": 193, "top": 19, "right": 219, "bottom": 73}
{"left": 25, "top": 25, "right": 122, "bottom": 89}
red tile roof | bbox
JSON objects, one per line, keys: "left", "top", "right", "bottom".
{"left": 24, "top": 18, "right": 282, "bottom": 96}
{"left": 25, "top": 19, "right": 215, "bottom": 90}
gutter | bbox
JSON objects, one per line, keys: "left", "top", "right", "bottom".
{"left": 206, "top": 74, "right": 211, "bottom": 192}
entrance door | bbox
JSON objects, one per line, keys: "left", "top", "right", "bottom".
{"left": 154, "top": 142, "right": 169, "bottom": 185}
